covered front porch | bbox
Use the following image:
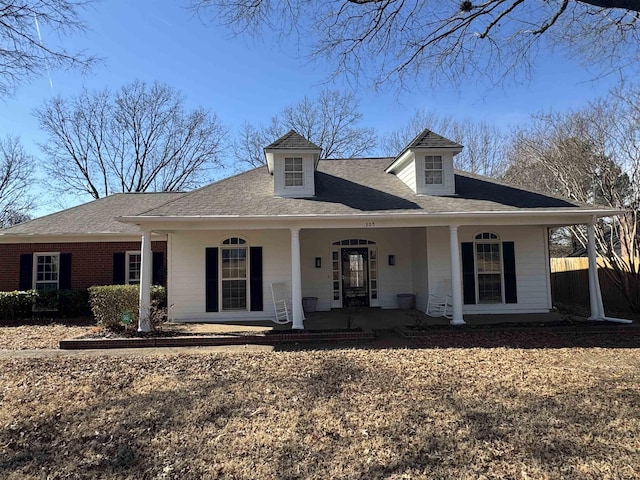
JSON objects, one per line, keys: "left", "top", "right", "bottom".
{"left": 132, "top": 217, "right": 616, "bottom": 332}
{"left": 164, "top": 309, "right": 582, "bottom": 333}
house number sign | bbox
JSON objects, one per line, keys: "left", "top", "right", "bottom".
{"left": 365, "top": 222, "right": 376, "bottom": 228}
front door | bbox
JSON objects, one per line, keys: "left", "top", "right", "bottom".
{"left": 342, "top": 248, "right": 369, "bottom": 307}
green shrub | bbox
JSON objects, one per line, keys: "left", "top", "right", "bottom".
{"left": 150, "top": 285, "right": 167, "bottom": 309}
{"left": 0, "top": 290, "right": 37, "bottom": 321}
{"left": 35, "top": 289, "right": 92, "bottom": 318}
{"left": 89, "top": 285, "right": 167, "bottom": 330}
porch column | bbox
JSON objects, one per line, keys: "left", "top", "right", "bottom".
{"left": 138, "top": 229, "right": 152, "bottom": 332}
{"left": 290, "top": 227, "right": 304, "bottom": 329}
{"left": 449, "top": 225, "right": 465, "bottom": 326}
{"left": 587, "top": 219, "right": 605, "bottom": 320}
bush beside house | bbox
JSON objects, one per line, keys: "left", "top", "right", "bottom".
{"left": 88, "top": 285, "right": 167, "bottom": 330}
{"left": 0, "top": 285, "right": 167, "bottom": 330}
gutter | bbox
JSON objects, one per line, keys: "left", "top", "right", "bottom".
{"left": 117, "top": 208, "right": 623, "bottom": 224}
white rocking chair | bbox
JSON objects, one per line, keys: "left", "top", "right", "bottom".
{"left": 270, "top": 282, "right": 292, "bottom": 324}
{"left": 426, "top": 293, "right": 453, "bottom": 320}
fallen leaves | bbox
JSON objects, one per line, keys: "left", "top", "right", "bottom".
{"left": 0, "top": 347, "right": 638, "bottom": 479}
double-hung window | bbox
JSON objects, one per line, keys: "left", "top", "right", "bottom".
{"left": 126, "top": 251, "right": 142, "bottom": 285}
{"left": 221, "top": 237, "right": 248, "bottom": 310}
{"left": 474, "top": 233, "right": 502, "bottom": 303}
{"left": 34, "top": 253, "right": 59, "bottom": 291}
{"left": 425, "top": 155, "right": 443, "bottom": 185}
{"left": 284, "top": 157, "right": 303, "bottom": 187}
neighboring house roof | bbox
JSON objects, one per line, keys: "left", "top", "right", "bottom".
{"left": 133, "top": 158, "right": 596, "bottom": 219}
{"left": 0, "top": 192, "right": 184, "bottom": 236}
{"left": 264, "top": 130, "right": 322, "bottom": 151}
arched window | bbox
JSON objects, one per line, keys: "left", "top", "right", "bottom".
{"left": 221, "top": 237, "right": 248, "bottom": 310}
{"left": 474, "top": 232, "right": 502, "bottom": 304}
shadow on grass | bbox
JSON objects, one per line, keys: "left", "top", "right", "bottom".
{"left": 1, "top": 351, "right": 638, "bottom": 479}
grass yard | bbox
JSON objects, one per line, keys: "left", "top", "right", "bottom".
{"left": 0, "top": 321, "right": 94, "bottom": 350}
{"left": 1, "top": 346, "right": 639, "bottom": 479}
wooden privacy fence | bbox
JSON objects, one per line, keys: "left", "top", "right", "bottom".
{"left": 550, "top": 257, "right": 637, "bottom": 310}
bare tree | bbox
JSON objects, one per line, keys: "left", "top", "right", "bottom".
{"left": 0, "top": 0, "right": 96, "bottom": 98}
{"left": 35, "top": 80, "right": 228, "bottom": 200}
{"left": 380, "top": 109, "right": 508, "bottom": 177}
{"left": 503, "top": 94, "right": 640, "bottom": 312}
{"left": 0, "top": 136, "right": 35, "bottom": 227}
{"left": 191, "top": 0, "right": 640, "bottom": 89}
{"left": 233, "top": 90, "right": 377, "bottom": 168}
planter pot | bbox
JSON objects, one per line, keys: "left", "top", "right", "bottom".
{"left": 397, "top": 293, "right": 415, "bottom": 310}
{"left": 302, "top": 297, "right": 318, "bottom": 313}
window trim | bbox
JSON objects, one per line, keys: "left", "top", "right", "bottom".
{"left": 473, "top": 233, "right": 504, "bottom": 304}
{"left": 33, "top": 252, "right": 60, "bottom": 291}
{"left": 126, "top": 251, "right": 142, "bottom": 285}
{"left": 220, "top": 237, "right": 250, "bottom": 312}
{"left": 284, "top": 157, "right": 304, "bottom": 188}
{"left": 424, "top": 155, "right": 444, "bottom": 186}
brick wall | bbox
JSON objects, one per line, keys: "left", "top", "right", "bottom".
{"left": 0, "top": 241, "right": 167, "bottom": 291}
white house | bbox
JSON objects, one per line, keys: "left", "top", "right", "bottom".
{"left": 119, "top": 129, "right": 618, "bottom": 330}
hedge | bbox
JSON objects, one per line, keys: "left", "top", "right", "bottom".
{"left": 0, "top": 290, "right": 38, "bottom": 321}
{"left": 35, "top": 289, "right": 92, "bottom": 318}
{"left": 88, "top": 285, "right": 167, "bottom": 330}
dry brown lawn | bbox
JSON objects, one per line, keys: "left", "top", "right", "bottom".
{"left": 0, "top": 323, "right": 94, "bottom": 350}
{"left": 1, "top": 345, "right": 639, "bottom": 479}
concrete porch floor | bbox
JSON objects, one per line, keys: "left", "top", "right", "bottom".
{"left": 164, "top": 309, "right": 584, "bottom": 335}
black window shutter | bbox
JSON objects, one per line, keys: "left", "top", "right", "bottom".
{"left": 113, "top": 252, "right": 126, "bottom": 284}
{"left": 205, "top": 248, "right": 219, "bottom": 312}
{"left": 19, "top": 254, "right": 33, "bottom": 290}
{"left": 152, "top": 252, "right": 165, "bottom": 286}
{"left": 250, "top": 247, "right": 263, "bottom": 311}
{"left": 502, "top": 241, "right": 518, "bottom": 304}
{"left": 461, "top": 242, "right": 476, "bottom": 305}
{"left": 59, "top": 253, "right": 72, "bottom": 290}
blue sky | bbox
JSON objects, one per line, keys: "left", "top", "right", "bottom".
{"left": 0, "top": 0, "right": 620, "bottom": 216}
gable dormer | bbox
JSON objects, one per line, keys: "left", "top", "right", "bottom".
{"left": 385, "top": 129, "right": 463, "bottom": 196}
{"left": 263, "top": 130, "right": 322, "bottom": 198}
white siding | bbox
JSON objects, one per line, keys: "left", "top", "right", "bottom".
{"left": 410, "top": 227, "right": 428, "bottom": 310}
{"left": 427, "top": 225, "right": 551, "bottom": 314}
{"left": 168, "top": 225, "right": 551, "bottom": 322}
{"left": 415, "top": 151, "right": 456, "bottom": 196}
{"left": 169, "top": 229, "right": 291, "bottom": 322}
{"left": 273, "top": 154, "right": 315, "bottom": 198}
{"left": 396, "top": 161, "right": 417, "bottom": 193}
{"left": 300, "top": 228, "right": 419, "bottom": 310}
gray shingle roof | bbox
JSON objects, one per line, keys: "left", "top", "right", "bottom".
{"left": 264, "top": 130, "right": 322, "bottom": 150}
{"left": 407, "top": 129, "right": 463, "bottom": 150}
{"left": 0, "top": 192, "right": 184, "bottom": 236}
{"left": 390, "top": 129, "right": 463, "bottom": 168}
{"left": 136, "top": 158, "right": 592, "bottom": 218}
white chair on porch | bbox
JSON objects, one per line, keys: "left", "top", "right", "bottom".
{"left": 426, "top": 294, "right": 453, "bottom": 319}
{"left": 270, "top": 282, "right": 292, "bottom": 324}
{"left": 425, "top": 280, "right": 453, "bottom": 320}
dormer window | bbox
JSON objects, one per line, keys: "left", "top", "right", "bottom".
{"left": 264, "top": 130, "right": 321, "bottom": 197}
{"left": 425, "top": 155, "right": 443, "bottom": 185}
{"left": 284, "top": 158, "right": 303, "bottom": 187}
